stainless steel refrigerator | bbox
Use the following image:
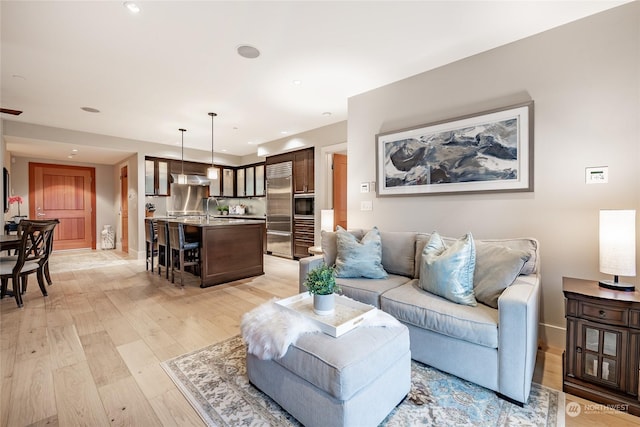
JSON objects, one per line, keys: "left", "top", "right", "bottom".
{"left": 266, "top": 161, "right": 293, "bottom": 258}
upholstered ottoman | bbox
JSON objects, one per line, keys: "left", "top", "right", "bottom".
{"left": 246, "top": 321, "right": 411, "bottom": 427}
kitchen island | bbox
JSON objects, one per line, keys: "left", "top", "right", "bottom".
{"left": 165, "top": 217, "right": 265, "bottom": 288}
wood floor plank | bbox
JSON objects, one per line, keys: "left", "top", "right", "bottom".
{"left": 80, "top": 331, "right": 131, "bottom": 388}
{"left": 47, "top": 324, "right": 86, "bottom": 369}
{"left": 52, "top": 360, "right": 110, "bottom": 426}
{"left": 6, "top": 354, "right": 56, "bottom": 426}
{"left": 98, "top": 376, "right": 163, "bottom": 426}
{"left": 150, "top": 388, "right": 206, "bottom": 427}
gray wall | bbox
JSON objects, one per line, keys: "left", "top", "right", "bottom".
{"left": 347, "top": 3, "right": 640, "bottom": 348}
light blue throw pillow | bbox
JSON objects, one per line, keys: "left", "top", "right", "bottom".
{"left": 334, "top": 226, "right": 388, "bottom": 279}
{"left": 419, "top": 231, "right": 477, "bottom": 306}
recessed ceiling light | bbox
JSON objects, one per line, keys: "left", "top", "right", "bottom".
{"left": 237, "top": 45, "right": 260, "bottom": 59}
{"left": 81, "top": 106, "right": 100, "bottom": 113}
{"left": 11, "top": 74, "right": 25, "bottom": 80}
{"left": 280, "top": 131, "right": 289, "bottom": 135}
{"left": 322, "top": 112, "right": 332, "bottom": 116}
{"left": 71, "top": 149, "right": 78, "bottom": 152}
{"left": 292, "top": 80, "right": 302, "bottom": 85}
{"left": 123, "top": 1, "right": 140, "bottom": 13}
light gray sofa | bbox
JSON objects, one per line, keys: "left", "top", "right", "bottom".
{"left": 299, "top": 229, "right": 540, "bottom": 405}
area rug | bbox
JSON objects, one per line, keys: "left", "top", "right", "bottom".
{"left": 161, "top": 335, "right": 565, "bottom": 426}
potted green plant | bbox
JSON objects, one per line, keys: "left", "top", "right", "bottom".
{"left": 303, "top": 263, "right": 340, "bottom": 315}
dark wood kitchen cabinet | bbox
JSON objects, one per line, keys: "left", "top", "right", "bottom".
{"left": 293, "top": 216, "right": 315, "bottom": 258}
{"left": 145, "top": 157, "right": 170, "bottom": 196}
{"left": 563, "top": 277, "right": 640, "bottom": 416}
{"left": 293, "top": 148, "right": 314, "bottom": 194}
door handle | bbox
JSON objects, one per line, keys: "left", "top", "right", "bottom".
{"left": 37, "top": 212, "right": 46, "bottom": 217}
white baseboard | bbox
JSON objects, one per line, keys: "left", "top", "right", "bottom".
{"left": 539, "top": 322, "right": 565, "bottom": 350}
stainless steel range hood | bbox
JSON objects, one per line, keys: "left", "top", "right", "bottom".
{"left": 170, "top": 173, "right": 210, "bottom": 186}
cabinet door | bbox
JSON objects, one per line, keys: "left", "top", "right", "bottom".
{"left": 145, "top": 160, "right": 155, "bottom": 195}
{"left": 293, "top": 148, "right": 314, "bottom": 193}
{"left": 157, "top": 160, "right": 169, "bottom": 196}
{"left": 237, "top": 168, "right": 245, "bottom": 197}
{"left": 255, "top": 164, "right": 265, "bottom": 196}
{"left": 245, "top": 166, "right": 255, "bottom": 197}
{"left": 209, "top": 166, "right": 221, "bottom": 196}
{"left": 576, "top": 320, "right": 627, "bottom": 390}
{"left": 222, "top": 168, "right": 235, "bottom": 197}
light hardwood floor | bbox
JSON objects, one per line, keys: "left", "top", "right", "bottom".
{"left": 0, "top": 250, "right": 638, "bottom": 426}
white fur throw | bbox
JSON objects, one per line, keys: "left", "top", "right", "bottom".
{"left": 240, "top": 298, "right": 403, "bottom": 360}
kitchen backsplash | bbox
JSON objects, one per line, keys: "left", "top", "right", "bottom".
{"left": 145, "top": 195, "right": 266, "bottom": 217}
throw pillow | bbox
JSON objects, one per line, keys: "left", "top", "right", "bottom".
{"left": 474, "top": 242, "right": 531, "bottom": 308}
{"left": 419, "top": 231, "right": 477, "bottom": 306}
{"left": 334, "top": 226, "right": 388, "bottom": 279}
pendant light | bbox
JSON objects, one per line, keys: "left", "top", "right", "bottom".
{"left": 177, "top": 128, "right": 187, "bottom": 184}
{"left": 207, "top": 112, "right": 219, "bottom": 180}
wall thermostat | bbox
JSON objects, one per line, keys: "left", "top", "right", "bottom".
{"left": 585, "top": 166, "right": 608, "bottom": 184}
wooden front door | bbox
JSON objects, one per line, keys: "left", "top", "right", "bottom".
{"left": 120, "top": 166, "right": 128, "bottom": 253}
{"left": 333, "top": 153, "right": 347, "bottom": 230}
{"left": 29, "top": 163, "right": 96, "bottom": 250}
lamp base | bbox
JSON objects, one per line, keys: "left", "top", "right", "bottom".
{"left": 599, "top": 280, "right": 636, "bottom": 292}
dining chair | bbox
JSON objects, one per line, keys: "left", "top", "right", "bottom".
{"left": 156, "top": 220, "right": 170, "bottom": 279}
{"left": 21, "top": 219, "right": 59, "bottom": 286}
{"left": 145, "top": 218, "right": 158, "bottom": 272}
{"left": 168, "top": 222, "right": 200, "bottom": 287}
{"left": 0, "top": 220, "right": 58, "bottom": 307}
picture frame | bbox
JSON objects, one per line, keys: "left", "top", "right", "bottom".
{"left": 375, "top": 101, "right": 533, "bottom": 196}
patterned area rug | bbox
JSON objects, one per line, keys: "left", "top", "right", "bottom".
{"left": 162, "top": 335, "right": 565, "bottom": 427}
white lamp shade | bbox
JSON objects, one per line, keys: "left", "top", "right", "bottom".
{"left": 176, "top": 174, "right": 187, "bottom": 185}
{"left": 320, "top": 209, "right": 334, "bottom": 232}
{"left": 599, "top": 209, "right": 636, "bottom": 277}
{"left": 207, "top": 166, "right": 219, "bottom": 180}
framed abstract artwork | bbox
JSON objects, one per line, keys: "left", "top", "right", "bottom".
{"left": 376, "top": 101, "right": 533, "bottom": 196}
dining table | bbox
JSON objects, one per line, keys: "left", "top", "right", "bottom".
{"left": 0, "top": 234, "right": 20, "bottom": 253}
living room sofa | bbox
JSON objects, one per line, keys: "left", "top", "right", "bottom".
{"left": 298, "top": 229, "right": 540, "bottom": 405}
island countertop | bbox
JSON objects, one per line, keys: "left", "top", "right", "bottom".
{"left": 156, "top": 217, "right": 265, "bottom": 227}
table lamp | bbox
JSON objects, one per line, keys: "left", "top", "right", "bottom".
{"left": 321, "top": 209, "right": 334, "bottom": 232}
{"left": 599, "top": 209, "right": 636, "bottom": 291}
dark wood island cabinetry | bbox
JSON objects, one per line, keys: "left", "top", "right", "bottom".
{"left": 172, "top": 218, "right": 265, "bottom": 287}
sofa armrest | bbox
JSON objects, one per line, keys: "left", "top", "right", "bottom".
{"left": 497, "top": 274, "right": 540, "bottom": 404}
{"left": 298, "top": 255, "right": 325, "bottom": 293}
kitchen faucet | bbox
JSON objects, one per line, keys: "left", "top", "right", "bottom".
{"left": 205, "top": 197, "right": 219, "bottom": 218}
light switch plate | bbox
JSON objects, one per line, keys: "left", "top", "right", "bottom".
{"left": 585, "top": 166, "right": 608, "bottom": 184}
{"left": 361, "top": 201, "right": 372, "bottom": 211}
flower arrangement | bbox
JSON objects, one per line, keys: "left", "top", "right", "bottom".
{"left": 8, "top": 195, "right": 23, "bottom": 217}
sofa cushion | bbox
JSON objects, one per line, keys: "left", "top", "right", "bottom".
{"left": 419, "top": 232, "right": 477, "bottom": 306}
{"left": 381, "top": 280, "right": 499, "bottom": 349}
{"left": 415, "top": 234, "right": 539, "bottom": 277}
{"left": 380, "top": 231, "right": 416, "bottom": 277}
{"left": 474, "top": 242, "right": 531, "bottom": 308}
{"left": 334, "top": 227, "right": 387, "bottom": 279}
{"left": 322, "top": 229, "right": 365, "bottom": 267}
{"left": 337, "top": 274, "right": 413, "bottom": 308}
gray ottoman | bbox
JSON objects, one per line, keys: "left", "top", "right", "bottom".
{"left": 246, "top": 322, "right": 411, "bottom": 427}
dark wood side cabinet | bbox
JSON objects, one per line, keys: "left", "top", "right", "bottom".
{"left": 563, "top": 277, "right": 640, "bottom": 416}
{"left": 293, "top": 217, "right": 314, "bottom": 258}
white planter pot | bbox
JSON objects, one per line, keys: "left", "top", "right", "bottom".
{"left": 313, "top": 293, "right": 335, "bottom": 316}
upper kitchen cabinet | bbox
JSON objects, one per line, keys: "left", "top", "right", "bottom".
{"left": 255, "top": 164, "right": 265, "bottom": 196}
{"left": 222, "top": 168, "right": 235, "bottom": 197}
{"left": 237, "top": 162, "right": 266, "bottom": 197}
{"left": 209, "top": 166, "right": 222, "bottom": 197}
{"left": 145, "top": 157, "right": 170, "bottom": 196}
{"left": 293, "top": 148, "right": 314, "bottom": 194}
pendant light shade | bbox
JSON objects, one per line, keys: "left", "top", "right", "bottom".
{"left": 207, "top": 112, "right": 219, "bottom": 180}
{"left": 177, "top": 128, "right": 187, "bottom": 185}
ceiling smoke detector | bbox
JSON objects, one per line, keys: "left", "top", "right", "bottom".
{"left": 237, "top": 45, "right": 260, "bottom": 59}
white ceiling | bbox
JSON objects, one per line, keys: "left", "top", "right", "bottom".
{"left": 1, "top": 0, "right": 629, "bottom": 164}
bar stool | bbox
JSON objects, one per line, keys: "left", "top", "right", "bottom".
{"left": 144, "top": 219, "right": 158, "bottom": 272}
{"left": 168, "top": 222, "right": 200, "bottom": 287}
{"left": 156, "top": 220, "right": 170, "bottom": 279}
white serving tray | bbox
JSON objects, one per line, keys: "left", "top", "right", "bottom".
{"left": 276, "top": 293, "right": 378, "bottom": 337}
